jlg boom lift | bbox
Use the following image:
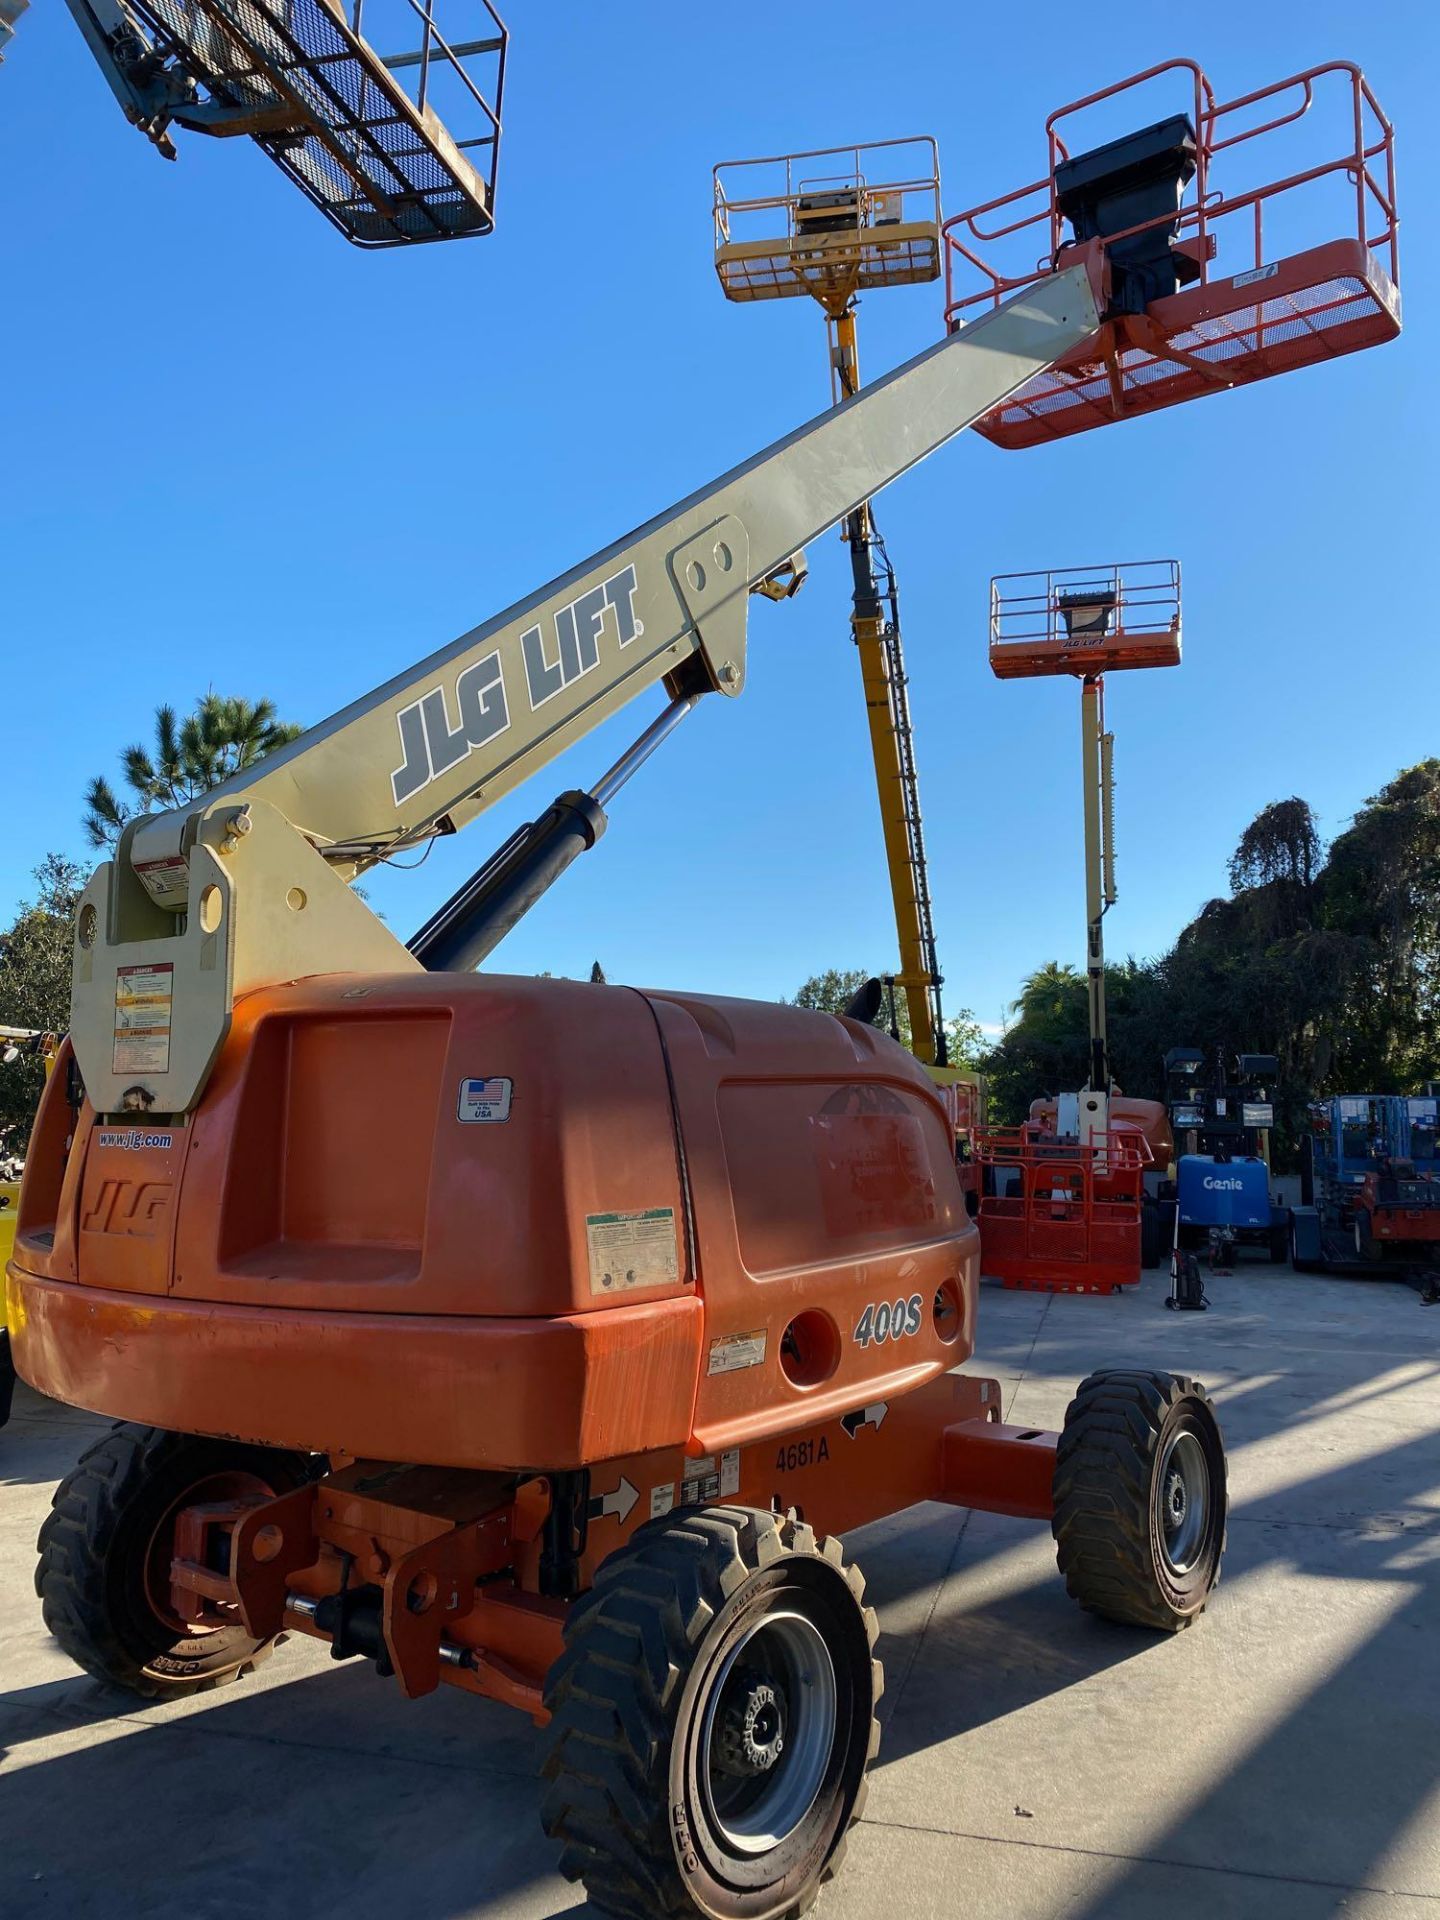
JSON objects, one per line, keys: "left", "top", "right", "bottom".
{"left": 11, "top": 56, "right": 1398, "bottom": 1920}
{"left": 979, "top": 561, "right": 1179, "bottom": 1292}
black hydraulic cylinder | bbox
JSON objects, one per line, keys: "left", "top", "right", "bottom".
{"left": 408, "top": 790, "right": 607, "bottom": 973}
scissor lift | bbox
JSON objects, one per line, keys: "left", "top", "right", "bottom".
{"left": 943, "top": 59, "right": 1399, "bottom": 447}
{"left": 58, "top": 0, "right": 506, "bottom": 244}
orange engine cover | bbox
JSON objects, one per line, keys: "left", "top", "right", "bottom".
{"left": 11, "top": 978, "right": 980, "bottom": 1470}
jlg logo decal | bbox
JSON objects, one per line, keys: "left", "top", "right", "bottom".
{"left": 853, "top": 1293, "right": 923, "bottom": 1348}
{"left": 82, "top": 1180, "right": 171, "bottom": 1239}
{"left": 389, "top": 564, "right": 644, "bottom": 807}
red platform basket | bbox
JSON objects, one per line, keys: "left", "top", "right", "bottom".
{"left": 976, "top": 1122, "right": 1153, "bottom": 1293}
{"left": 944, "top": 60, "right": 1399, "bottom": 450}
{"left": 989, "top": 560, "right": 1181, "bottom": 679}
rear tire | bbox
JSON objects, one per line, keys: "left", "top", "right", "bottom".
{"left": 1053, "top": 1370, "right": 1226, "bottom": 1632}
{"left": 36, "top": 1423, "right": 313, "bottom": 1699}
{"left": 541, "top": 1506, "right": 879, "bottom": 1919}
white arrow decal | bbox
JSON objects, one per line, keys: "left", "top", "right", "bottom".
{"left": 588, "top": 1476, "right": 639, "bottom": 1524}
{"left": 841, "top": 1403, "right": 889, "bottom": 1439}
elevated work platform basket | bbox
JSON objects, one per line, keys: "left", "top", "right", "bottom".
{"left": 943, "top": 61, "right": 1399, "bottom": 449}
{"left": 990, "top": 560, "right": 1181, "bottom": 678}
{"left": 134, "top": 0, "right": 506, "bottom": 245}
{"left": 713, "top": 138, "right": 941, "bottom": 308}
{"left": 976, "top": 1123, "right": 1152, "bottom": 1294}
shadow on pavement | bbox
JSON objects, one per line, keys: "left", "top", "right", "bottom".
{"left": 1, "top": 1658, "right": 573, "bottom": 1920}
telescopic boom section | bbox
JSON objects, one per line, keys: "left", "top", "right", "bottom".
{"left": 71, "top": 263, "right": 1102, "bottom": 1117}
{"left": 989, "top": 561, "right": 1181, "bottom": 1095}
{"left": 1080, "top": 673, "right": 1114, "bottom": 1092}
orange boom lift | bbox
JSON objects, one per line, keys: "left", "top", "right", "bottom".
{"left": 978, "top": 562, "right": 1180, "bottom": 1293}
{"left": 11, "top": 57, "right": 1398, "bottom": 1920}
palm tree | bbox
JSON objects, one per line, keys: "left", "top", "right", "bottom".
{"left": 84, "top": 695, "right": 302, "bottom": 850}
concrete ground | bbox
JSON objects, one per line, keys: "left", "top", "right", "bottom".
{"left": 3, "top": 1264, "right": 1440, "bottom": 1919}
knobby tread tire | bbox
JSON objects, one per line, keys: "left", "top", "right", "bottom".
{"left": 540, "top": 1505, "right": 879, "bottom": 1920}
{"left": 1052, "top": 1370, "right": 1227, "bottom": 1633}
{"left": 36, "top": 1422, "right": 311, "bottom": 1699}
{"left": 0, "top": 1330, "right": 15, "bottom": 1429}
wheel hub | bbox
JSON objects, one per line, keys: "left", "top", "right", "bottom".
{"left": 716, "top": 1668, "right": 787, "bottom": 1776}
{"left": 698, "top": 1605, "right": 840, "bottom": 1856}
{"left": 1156, "top": 1426, "right": 1210, "bottom": 1575}
{"left": 1164, "top": 1471, "right": 1187, "bottom": 1531}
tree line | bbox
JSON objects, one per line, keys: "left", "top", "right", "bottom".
{"left": 978, "top": 763, "right": 1440, "bottom": 1162}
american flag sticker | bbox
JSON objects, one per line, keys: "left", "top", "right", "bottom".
{"left": 457, "top": 1077, "right": 513, "bottom": 1123}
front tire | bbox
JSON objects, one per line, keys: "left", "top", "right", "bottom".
{"left": 36, "top": 1423, "right": 313, "bottom": 1699}
{"left": 1053, "top": 1370, "right": 1226, "bottom": 1632}
{"left": 541, "top": 1506, "right": 879, "bottom": 1919}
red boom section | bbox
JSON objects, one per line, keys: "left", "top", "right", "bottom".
{"left": 943, "top": 60, "right": 1399, "bottom": 449}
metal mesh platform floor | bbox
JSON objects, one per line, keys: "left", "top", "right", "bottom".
{"left": 968, "top": 239, "right": 1399, "bottom": 450}
{"left": 137, "top": 0, "right": 501, "bottom": 245}
{"left": 715, "top": 225, "right": 941, "bottom": 303}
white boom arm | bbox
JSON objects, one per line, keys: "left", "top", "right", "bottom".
{"left": 73, "top": 264, "right": 1102, "bottom": 1115}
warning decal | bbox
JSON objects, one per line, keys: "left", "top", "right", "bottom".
{"left": 586, "top": 1207, "right": 679, "bottom": 1296}
{"left": 113, "top": 963, "right": 174, "bottom": 1075}
{"left": 707, "top": 1329, "right": 767, "bottom": 1376}
{"left": 681, "top": 1448, "right": 741, "bottom": 1506}
{"left": 133, "top": 855, "right": 190, "bottom": 902}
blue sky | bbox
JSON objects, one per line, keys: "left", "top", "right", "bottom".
{"left": 2, "top": 2, "right": 1433, "bottom": 1039}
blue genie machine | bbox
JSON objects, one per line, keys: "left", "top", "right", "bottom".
{"left": 1162, "top": 1049, "right": 1289, "bottom": 1287}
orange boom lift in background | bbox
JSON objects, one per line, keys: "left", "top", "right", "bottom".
{"left": 10, "top": 57, "right": 1400, "bottom": 1920}
{"left": 978, "top": 562, "right": 1180, "bottom": 1294}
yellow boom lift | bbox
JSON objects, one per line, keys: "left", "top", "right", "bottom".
{"left": 713, "top": 140, "right": 955, "bottom": 1073}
